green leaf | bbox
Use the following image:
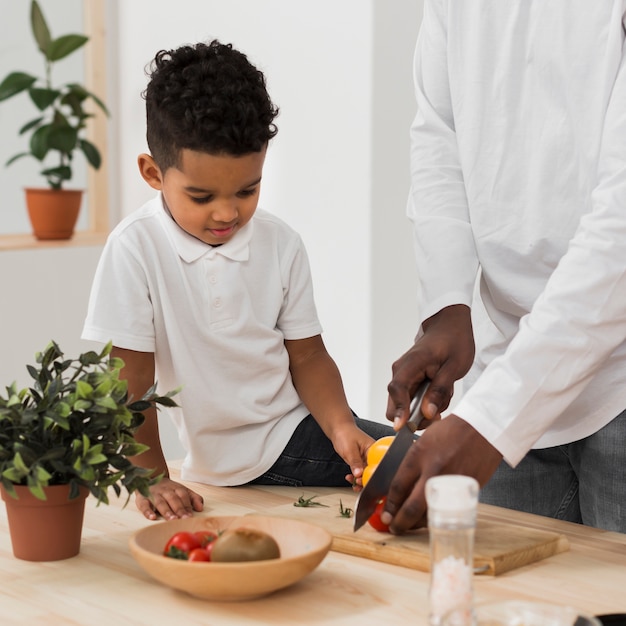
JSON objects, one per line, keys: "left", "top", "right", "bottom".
{"left": 30, "top": 1, "right": 52, "bottom": 55}
{"left": 2, "top": 467, "right": 24, "bottom": 483}
{"left": 79, "top": 139, "right": 101, "bottom": 169}
{"left": 48, "top": 34, "right": 89, "bottom": 62}
{"left": 60, "top": 91, "right": 85, "bottom": 119}
{"left": 76, "top": 380, "right": 93, "bottom": 399}
{"left": 0, "top": 72, "right": 37, "bottom": 102}
{"left": 47, "top": 125, "right": 77, "bottom": 153}
{"left": 30, "top": 124, "right": 51, "bottom": 160}
{"left": 5, "top": 152, "right": 31, "bottom": 167}
{"left": 40, "top": 165, "right": 71, "bottom": 183}
{"left": 19, "top": 117, "right": 44, "bottom": 135}
{"left": 127, "top": 400, "right": 151, "bottom": 412}
{"left": 87, "top": 453, "right": 107, "bottom": 465}
{"left": 55, "top": 402, "right": 71, "bottom": 418}
{"left": 27, "top": 481, "right": 48, "bottom": 501}
{"left": 94, "top": 378, "right": 113, "bottom": 396}
{"left": 71, "top": 399, "right": 92, "bottom": 411}
{"left": 35, "top": 466, "right": 52, "bottom": 482}
{"left": 67, "top": 83, "right": 110, "bottom": 116}
{"left": 108, "top": 357, "right": 125, "bottom": 370}
{"left": 95, "top": 396, "right": 118, "bottom": 410}
{"left": 120, "top": 443, "right": 149, "bottom": 457}
{"left": 79, "top": 351, "right": 103, "bottom": 366}
{"left": 155, "top": 396, "right": 179, "bottom": 408}
{"left": 13, "top": 451, "right": 29, "bottom": 474}
{"left": 29, "top": 87, "right": 59, "bottom": 111}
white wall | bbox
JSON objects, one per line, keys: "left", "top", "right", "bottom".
{"left": 1, "top": 0, "right": 424, "bottom": 459}
{"left": 0, "top": 246, "right": 102, "bottom": 387}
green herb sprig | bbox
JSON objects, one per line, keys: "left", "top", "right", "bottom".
{"left": 293, "top": 494, "right": 329, "bottom": 508}
{"left": 338, "top": 499, "right": 353, "bottom": 518}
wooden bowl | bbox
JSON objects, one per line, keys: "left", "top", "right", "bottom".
{"left": 129, "top": 515, "right": 332, "bottom": 601}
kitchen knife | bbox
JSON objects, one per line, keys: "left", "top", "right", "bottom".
{"left": 353, "top": 379, "right": 430, "bottom": 532}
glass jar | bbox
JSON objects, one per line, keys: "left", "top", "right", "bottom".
{"left": 426, "top": 475, "right": 479, "bottom": 626}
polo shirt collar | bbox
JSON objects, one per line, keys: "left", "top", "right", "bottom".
{"left": 157, "top": 194, "right": 253, "bottom": 263}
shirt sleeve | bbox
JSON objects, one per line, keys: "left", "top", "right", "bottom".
{"left": 82, "top": 234, "right": 156, "bottom": 352}
{"left": 408, "top": 0, "right": 479, "bottom": 326}
{"left": 277, "top": 234, "right": 323, "bottom": 341}
{"left": 455, "top": 11, "right": 626, "bottom": 465}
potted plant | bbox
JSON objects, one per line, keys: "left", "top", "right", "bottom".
{"left": 0, "top": 0, "right": 108, "bottom": 240}
{"left": 0, "top": 340, "right": 178, "bottom": 562}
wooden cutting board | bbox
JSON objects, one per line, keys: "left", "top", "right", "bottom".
{"left": 254, "top": 492, "right": 569, "bottom": 576}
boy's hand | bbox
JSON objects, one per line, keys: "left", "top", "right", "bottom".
{"left": 329, "top": 423, "right": 375, "bottom": 491}
{"left": 135, "top": 477, "right": 204, "bottom": 521}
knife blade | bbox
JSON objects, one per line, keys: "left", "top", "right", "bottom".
{"left": 353, "top": 379, "right": 430, "bottom": 531}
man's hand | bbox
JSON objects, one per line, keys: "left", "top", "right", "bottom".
{"left": 135, "top": 477, "right": 204, "bottom": 521}
{"left": 379, "top": 415, "right": 503, "bottom": 533}
{"left": 387, "top": 305, "right": 475, "bottom": 428}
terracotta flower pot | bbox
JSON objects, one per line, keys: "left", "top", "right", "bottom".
{"left": 24, "top": 187, "right": 83, "bottom": 241}
{"left": 1, "top": 484, "right": 89, "bottom": 561}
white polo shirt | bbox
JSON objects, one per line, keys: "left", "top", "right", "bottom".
{"left": 82, "top": 194, "right": 322, "bottom": 485}
{"left": 410, "top": 1, "right": 626, "bottom": 465}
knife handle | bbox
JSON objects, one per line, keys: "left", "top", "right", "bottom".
{"left": 406, "top": 378, "right": 430, "bottom": 432}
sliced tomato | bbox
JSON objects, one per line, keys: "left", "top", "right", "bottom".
{"left": 367, "top": 497, "right": 390, "bottom": 533}
{"left": 163, "top": 531, "right": 202, "bottom": 559}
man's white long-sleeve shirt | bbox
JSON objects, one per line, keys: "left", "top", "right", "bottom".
{"left": 409, "top": 0, "right": 626, "bottom": 465}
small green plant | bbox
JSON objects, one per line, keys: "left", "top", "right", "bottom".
{"left": 293, "top": 494, "right": 329, "bottom": 508}
{"left": 0, "top": 0, "right": 108, "bottom": 189}
{"left": 0, "top": 341, "right": 178, "bottom": 504}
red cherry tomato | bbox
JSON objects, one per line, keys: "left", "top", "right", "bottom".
{"left": 193, "top": 531, "right": 218, "bottom": 548}
{"left": 188, "top": 547, "right": 211, "bottom": 562}
{"left": 204, "top": 539, "right": 216, "bottom": 561}
{"left": 367, "top": 497, "right": 390, "bottom": 533}
{"left": 163, "top": 531, "right": 202, "bottom": 559}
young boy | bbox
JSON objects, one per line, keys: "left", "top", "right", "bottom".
{"left": 82, "top": 40, "right": 393, "bottom": 521}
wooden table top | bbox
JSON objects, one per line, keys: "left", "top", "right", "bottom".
{"left": 1, "top": 465, "right": 625, "bottom": 625}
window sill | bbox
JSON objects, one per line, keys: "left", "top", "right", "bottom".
{"left": 0, "top": 230, "right": 107, "bottom": 251}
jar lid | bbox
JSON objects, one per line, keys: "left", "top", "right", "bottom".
{"left": 425, "top": 475, "right": 479, "bottom": 512}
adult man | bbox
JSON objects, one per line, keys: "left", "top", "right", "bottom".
{"left": 384, "top": 0, "right": 626, "bottom": 534}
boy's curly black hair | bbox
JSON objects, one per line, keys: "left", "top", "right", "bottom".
{"left": 143, "top": 40, "right": 279, "bottom": 172}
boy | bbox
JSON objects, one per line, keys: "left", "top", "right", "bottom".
{"left": 82, "top": 40, "right": 393, "bottom": 521}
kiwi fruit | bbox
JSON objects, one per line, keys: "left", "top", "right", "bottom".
{"left": 211, "top": 527, "right": 281, "bottom": 563}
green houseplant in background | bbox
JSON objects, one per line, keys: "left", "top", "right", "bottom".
{"left": 0, "top": 0, "right": 108, "bottom": 240}
{"left": 0, "top": 341, "right": 178, "bottom": 562}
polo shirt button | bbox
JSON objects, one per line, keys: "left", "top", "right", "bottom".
{"left": 209, "top": 275, "right": 217, "bottom": 284}
{"left": 214, "top": 298, "right": 222, "bottom": 308}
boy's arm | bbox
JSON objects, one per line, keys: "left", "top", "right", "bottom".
{"left": 285, "top": 335, "right": 374, "bottom": 483}
{"left": 111, "top": 347, "right": 168, "bottom": 477}
{"left": 111, "top": 347, "right": 203, "bottom": 520}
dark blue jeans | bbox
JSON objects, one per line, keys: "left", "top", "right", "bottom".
{"left": 248, "top": 414, "right": 395, "bottom": 487}
{"left": 480, "top": 408, "right": 626, "bottom": 533}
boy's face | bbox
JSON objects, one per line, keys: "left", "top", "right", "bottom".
{"left": 138, "top": 147, "right": 266, "bottom": 246}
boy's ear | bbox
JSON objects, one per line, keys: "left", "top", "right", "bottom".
{"left": 138, "top": 153, "right": 164, "bottom": 190}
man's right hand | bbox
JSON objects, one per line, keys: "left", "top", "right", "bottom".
{"left": 380, "top": 414, "right": 503, "bottom": 533}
